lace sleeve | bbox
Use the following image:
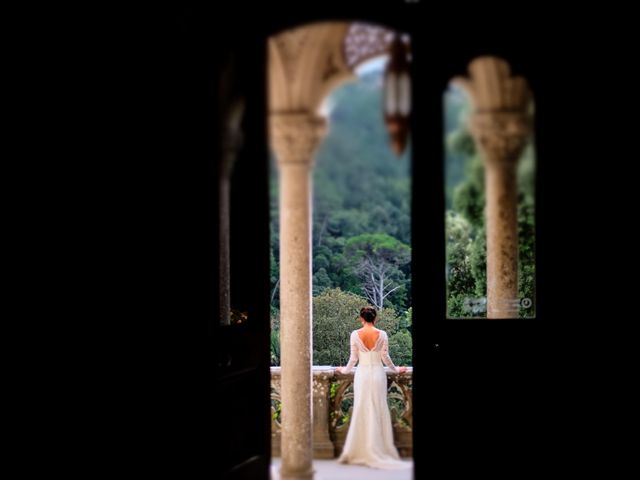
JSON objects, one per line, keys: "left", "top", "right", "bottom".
{"left": 381, "top": 331, "right": 399, "bottom": 373}
{"left": 342, "top": 331, "right": 359, "bottom": 373}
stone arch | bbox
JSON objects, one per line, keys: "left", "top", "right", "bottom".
{"left": 448, "top": 56, "right": 534, "bottom": 319}
{"left": 269, "top": 21, "right": 403, "bottom": 116}
{"left": 268, "top": 20, "right": 412, "bottom": 480}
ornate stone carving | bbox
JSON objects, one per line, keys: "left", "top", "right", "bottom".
{"left": 387, "top": 373, "right": 413, "bottom": 457}
{"left": 271, "top": 372, "right": 282, "bottom": 431}
{"left": 312, "top": 368, "right": 335, "bottom": 458}
{"left": 273, "top": 28, "right": 309, "bottom": 84}
{"left": 270, "top": 112, "right": 327, "bottom": 167}
{"left": 343, "top": 22, "right": 395, "bottom": 67}
{"left": 471, "top": 112, "right": 531, "bottom": 167}
{"left": 270, "top": 22, "right": 357, "bottom": 116}
{"left": 321, "top": 50, "right": 341, "bottom": 82}
{"left": 270, "top": 367, "right": 413, "bottom": 458}
{"left": 330, "top": 374, "right": 355, "bottom": 436}
{"left": 452, "top": 56, "right": 532, "bottom": 166}
{"left": 452, "top": 56, "right": 531, "bottom": 112}
{"left": 387, "top": 375, "right": 413, "bottom": 431}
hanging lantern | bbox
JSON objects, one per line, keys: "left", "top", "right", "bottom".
{"left": 383, "top": 34, "right": 411, "bottom": 156}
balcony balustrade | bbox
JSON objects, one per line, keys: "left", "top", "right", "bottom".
{"left": 270, "top": 366, "right": 412, "bottom": 459}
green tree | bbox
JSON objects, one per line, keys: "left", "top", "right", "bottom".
{"left": 312, "top": 288, "right": 400, "bottom": 366}
{"left": 345, "top": 233, "right": 411, "bottom": 310}
{"left": 446, "top": 211, "right": 480, "bottom": 318}
{"left": 398, "top": 307, "right": 412, "bottom": 332}
{"left": 270, "top": 156, "right": 280, "bottom": 310}
{"left": 269, "top": 66, "right": 415, "bottom": 357}
{"left": 446, "top": 212, "right": 474, "bottom": 293}
{"left": 388, "top": 330, "right": 412, "bottom": 366}
{"left": 312, "top": 267, "right": 332, "bottom": 296}
{"left": 271, "top": 68, "right": 412, "bottom": 310}
{"left": 270, "top": 328, "right": 280, "bottom": 366}
{"left": 270, "top": 248, "right": 280, "bottom": 306}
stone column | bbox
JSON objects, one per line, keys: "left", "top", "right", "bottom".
{"left": 219, "top": 129, "right": 241, "bottom": 326}
{"left": 218, "top": 98, "right": 244, "bottom": 326}
{"left": 271, "top": 112, "right": 326, "bottom": 480}
{"left": 312, "top": 367, "right": 335, "bottom": 458}
{"left": 456, "top": 57, "right": 532, "bottom": 319}
{"left": 472, "top": 112, "right": 529, "bottom": 318}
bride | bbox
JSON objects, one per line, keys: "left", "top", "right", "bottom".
{"left": 335, "top": 306, "right": 412, "bottom": 469}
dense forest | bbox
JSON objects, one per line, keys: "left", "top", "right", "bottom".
{"left": 270, "top": 65, "right": 413, "bottom": 366}
{"left": 444, "top": 86, "right": 536, "bottom": 318}
{"left": 268, "top": 71, "right": 536, "bottom": 366}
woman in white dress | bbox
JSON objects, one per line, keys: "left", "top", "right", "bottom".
{"left": 335, "top": 306, "right": 411, "bottom": 469}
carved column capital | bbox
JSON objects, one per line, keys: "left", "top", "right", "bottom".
{"left": 453, "top": 56, "right": 533, "bottom": 168}
{"left": 221, "top": 128, "right": 243, "bottom": 153}
{"left": 219, "top": 96, "right": 245, "bottom": 178}
{"left": 470, "top": 111, "right": 531, "bottom": 167}
{"left": 220, "top": 129, "right": 243, "bottom": 178}
{"left": 270, "top": 112, "right": 327, "bottom": 168}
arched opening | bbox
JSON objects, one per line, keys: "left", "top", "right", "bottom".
{"left": 209, "top": 6, "right": 571, "bottom": 478}
{"left": 267, "top": 21, "right": 413, "bottom": 480}
{"left": 444, "top": 57, "right": 536, "bottom": 320}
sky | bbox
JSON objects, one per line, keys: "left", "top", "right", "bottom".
{"left": 355, "top": 55, "right": 387, "bottom": 77}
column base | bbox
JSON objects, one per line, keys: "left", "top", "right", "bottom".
{"left": 279, "top": 466, "right": 314, "bottom": 480}
{"left": 313, "top": 441, "right": 335, "bottom": 459}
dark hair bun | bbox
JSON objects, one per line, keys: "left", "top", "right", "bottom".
{"left": 360, "top": 306, "right": 377, "bottom": 323}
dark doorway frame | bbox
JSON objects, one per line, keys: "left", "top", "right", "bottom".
{"left": 141, "top": 4, "right": 589, "bottom": 478}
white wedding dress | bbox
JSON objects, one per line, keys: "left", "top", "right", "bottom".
{"left": 337, "top": 329, "right": 412, "bottom": 469}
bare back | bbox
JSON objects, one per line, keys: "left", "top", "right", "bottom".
{"left": 357, "top": 327, "right": 381, "bottom": 351}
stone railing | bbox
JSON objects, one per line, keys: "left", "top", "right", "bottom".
{"left": 271, "top": 366, "right": 413, "bottom": 459}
